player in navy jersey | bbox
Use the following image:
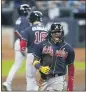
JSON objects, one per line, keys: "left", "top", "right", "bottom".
{"left": 2, "top": 4, "right": 31, "bottom": 91}
{"left": 20, "top": 11, "right": 47, "bottom": 91}
{"left": 32, "top": 22, "right": 75, "bottom": 91}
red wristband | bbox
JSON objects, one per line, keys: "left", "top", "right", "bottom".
{"left": 20, "top": 39, "right": 27, "bottom": 52}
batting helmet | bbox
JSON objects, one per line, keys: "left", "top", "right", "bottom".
{"left": 29, "top": 11, "right": 43, "bottom": 23}
{"left": 17, "top": 4, "right": 31, "bottom": 16}
{"left": 47, "top": 22, "right": 64, "bottom": 43}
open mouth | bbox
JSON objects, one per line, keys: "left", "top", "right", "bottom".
{"left": 54, "top": 37, "right": 59, "bottom": 41}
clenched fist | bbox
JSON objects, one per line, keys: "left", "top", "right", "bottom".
{"left": 39, "top": 66, "right": 50, "bottom": 75}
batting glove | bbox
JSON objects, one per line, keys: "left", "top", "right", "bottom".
{"left": 33, "top": 60, "right": 50, "bottom": 74}
{"left": 39, "top": 66, "right": 50, "bottom": 75}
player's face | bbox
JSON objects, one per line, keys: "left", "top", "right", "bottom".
{"left": 51, "top": 29, "right": 62, "bottom": 43}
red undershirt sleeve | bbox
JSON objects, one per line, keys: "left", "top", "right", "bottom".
{"left": 67, "top": 63, "right": 74, "bottom": 91}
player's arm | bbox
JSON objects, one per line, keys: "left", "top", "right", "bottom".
{"left": 20, "top": 29, "right": 28, "bottom": 52}
{"left": 67, "top": 63, "right": 74, "bottom": 91}
{"left": 32, "top": 42, "right": 42, "bottom": 69}
{"left": 33, "top": 57, "right": 50, "bottom": 75}
{"left": 32, "top": 41, "right": 44, "bottom": 70}
{"left": 14, "top": 18, "right": 30, "bottom": 39}
{"left": 20, "top": 38, "right": 27, "bottom": 52}
{"left": 14, "top": 30, "right": 22, "bottom": 39}
{"left": 20, "top": 27, "right": 35, "bottom": 52}
{"left": 32, "top": 43, "right": 50, "bottom": 75}
{"left": 14, "top": 19, "right": 22, "bottom": 39}
{"left": 66, "top": 46, "right": 75, "bottom": 91}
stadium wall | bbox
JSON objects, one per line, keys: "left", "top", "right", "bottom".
{"left": 2, "top": 27, "right": 85, "bottom": 61}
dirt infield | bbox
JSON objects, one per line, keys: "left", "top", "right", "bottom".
{"left": 2, "top": 27, "right": 85, "bottom": 91}
{"left": 1, "top": 69, "right": 85, "bottom": 91}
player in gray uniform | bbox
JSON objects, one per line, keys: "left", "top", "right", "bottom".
{"left": 20, "top": 11, "right": 47, "bottom": 91}
{"left": 32, "top": 22, "right": 75, "bottom": 91}
{"left": 2, "top": 4, "right": 31, "bottom": 91}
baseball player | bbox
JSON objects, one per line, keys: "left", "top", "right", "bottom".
{"left": 2, "top": 4, "right": 31, "bottom": 91}
{"left": 20, "top": 11, "right": 47, "bottom": 91}
{"left": 32, "top": 22, "right": 75, "bottom": 91}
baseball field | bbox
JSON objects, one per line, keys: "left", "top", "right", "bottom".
{"left": 1, "top": 27, "right": 85, "bottom": 91}
{"left": 1, "top": 60, "right": 85, "bottom": 91}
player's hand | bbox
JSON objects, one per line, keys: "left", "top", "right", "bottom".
{"left": 39, "top": 66, "right": 50, "bottom": 75}
{"left": 33, "top": 60, "right": 50, "bottom": 74}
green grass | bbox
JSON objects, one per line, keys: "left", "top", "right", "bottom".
{"left": 2, "top": 60, "right": 26, "bottom": 76}
{"left": 74, "top": 61, "right": 85, "bottom": 69}
{"left": 1, "top": 60, "right": 85, "bottom": 76}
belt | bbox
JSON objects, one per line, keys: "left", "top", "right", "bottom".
{"left": 41, "top": 73, "right": 64, "bottom": 80}
{"left": 48, "top": 73, "right": 63, "bottom": 78}
{"left": 55, "top": 73, "right": 63, "bottom": 77}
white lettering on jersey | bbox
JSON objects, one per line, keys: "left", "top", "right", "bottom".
{"left": 32, "top": 27, "right": 47, "bottom": 31}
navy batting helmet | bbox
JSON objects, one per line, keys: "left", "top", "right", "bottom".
{"left": 29, "top": 11, "right": 43, "bottom": 23}
{"left": 47, "top": 22, "right": 64, "bottom": 43}
{"left": 51, "top": 22, "right": 63, "bottom": 33}
{"left": 18, "top": 4, "right": 31, "bottom": 16}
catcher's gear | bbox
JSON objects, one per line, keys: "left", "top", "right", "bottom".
{"left": 29, "top": 11, "right": 43, "bottom": 23}
{"left": 39, "top": 66, "right": 50, "bottom": 75}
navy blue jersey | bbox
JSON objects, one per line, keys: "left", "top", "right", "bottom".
{"left": 14, "top": 16, "right": 30, "bottom": 40}
{"left": 21, "top": 23, "right": 47, "bottom": 53}
{"left": 33, "top": 40, "right": 75, "bottom": 76}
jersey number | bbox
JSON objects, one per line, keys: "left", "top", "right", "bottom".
{"left": 34, "top": 31, "right": 46, "bottom": 44}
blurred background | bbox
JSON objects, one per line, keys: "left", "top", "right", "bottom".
{"left": 1, "top": 0, "right": 86, "bottom": 91}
